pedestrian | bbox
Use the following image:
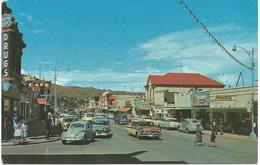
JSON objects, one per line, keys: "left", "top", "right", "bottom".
{"left": 195, "top": 123, "right": 203, "bottom": 146}
{"left": 13, "top": 117, "right": 22, "bottom": 143}
{"left": 208, "top": 127, "right": 217, "bottom": 147}
{"left": 219, "top": 118, "right": 224, "bottom": 135}
{"left": 44, "top": 113, "right": 52, "bottom": 140}
{"left": 21, "top": 120, "right": 28, "bottom": 142}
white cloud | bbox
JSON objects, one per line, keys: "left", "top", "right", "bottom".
{"left": 32, "top": 29, "right": 45, "bottom": 34}
{"left": 133, "top": 24, "right": 257, "bottom": 86}
{"left": 29, "top": 69, "right": 148, "bottom": 92}
{"left": 135, "top": 66, "right": 161, "bottom": 73}
{"left": 19, "top": 13, "right": 33, "bottom": 23}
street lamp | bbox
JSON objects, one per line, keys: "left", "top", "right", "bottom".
{"left": 54, "top": 66, "right": 70, "bottom": 124}
{"left": 232, "top": 45, "right": 256, "bottom": 140}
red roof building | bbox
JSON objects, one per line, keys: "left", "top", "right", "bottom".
{"left": 145, "top": 73, "right": 224, "bottom": 101}
{"left": 146, "top": 73, "right": 224, "bottom": 88}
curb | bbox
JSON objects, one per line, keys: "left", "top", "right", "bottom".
{"left": 204, "top": 131, "right": 257, "bottom": 143}
{"left": 2, "top": 137, "right": 60, "bottom": 147}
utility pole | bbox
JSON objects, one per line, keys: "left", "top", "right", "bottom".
{"left": 39, "top": 63, "right": 41, "bottom": 80}
{"left": 233, "top": 46, "right": 256, "bottom": 140}
{"left": 54, "top": 66, "right": 57, "bottom": 125}
{"left": 250, "top": 48, "right": 255, "bottom": 139}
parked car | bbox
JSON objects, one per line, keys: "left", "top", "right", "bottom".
{"left": 94, "top": 113, "right": 107, "bottom": 118}
{"left": 233, "top": 121, "right": 251, "bottom": 135}
{"left": 106, "top": 113, "right": 115, "bottom": 119}
{"left": 92, "top": 116, "right": 111, "bottom": 137}
{"left": 61, "top": 121, "right": 95, "bottom": 144}
{"left": 61, "top": 116, "right": 78, "bottom": 131}
{"left": 114, "top": 113, "right": 128, "bottom": 125}
{"left": 152, "top": 117, "right": 164, "bottom": 126}
{"left": 159, "top": 118, "right": 180, "bottom": 130}
{"left": 82, "top": 112, "right": 95, "bottom": 121}
{"left": 178, "top": 118, "right": 203, "bottom": 133}
{"left": 126, "top": 120, "right": 162, "bottom": 139}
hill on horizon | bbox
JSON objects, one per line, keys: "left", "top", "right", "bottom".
{"left": 50, "top": 85, "right": 144, "bottom": 100}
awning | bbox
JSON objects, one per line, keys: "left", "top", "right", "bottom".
{"left": 119, "top": 108, "right": 132, "bottom": 113}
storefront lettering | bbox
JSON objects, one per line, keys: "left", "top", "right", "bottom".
{"left": 215, "top": 95, "right": 233, "bottom": 101}
{"left": 28, "top": 82, "right": 50, "bottom": 88}
{"left": 3, "top": 33, "right": 9, "bottom": 77}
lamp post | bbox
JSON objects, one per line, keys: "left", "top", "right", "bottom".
{"left": 232, "top": 45, "right": 256, "bottom": 140}
{"left": 53, "top": 66, "right": 70, "bottom": 125}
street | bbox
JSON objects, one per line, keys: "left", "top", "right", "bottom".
{"left": 2, "top": 121, "right": 257, "bottom": 164}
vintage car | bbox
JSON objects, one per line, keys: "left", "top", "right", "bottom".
{"left": 106, "top": 113, "right": 115, "bottom": 119}
{"left": 178, "top": 118, "right": 203, "bottom": 133}
{"left": 114, "top": 113, "right": 128, "bottom": 125}
{"left": 92, "top": 116, "right": 111, "bottom": 137}
{"left": 158, "top": 118, "right": 180, "bottom": 130}
{"left": 82, "top": 112, "right": 95, "bottom": 121}
{"left": 126, "top": 120, "right": 162, "bottom": 139}
{"left": 152, "top": 117, "right": 165, "bottom": 126}
{"left": 61, "top": 121, "right": 95, "bottom": 144}
{"left": 61, "top": 116, "right": 78, "bottom": 131}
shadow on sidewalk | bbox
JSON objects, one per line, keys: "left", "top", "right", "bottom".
{"left": 2, "top": 151, "right": 187, "bottom": 164}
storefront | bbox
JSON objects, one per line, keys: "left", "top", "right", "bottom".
{"left": 2, "top": 2, "right": 26, "bottom": 140}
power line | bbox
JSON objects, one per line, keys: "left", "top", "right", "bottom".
{"left": 178, "top": 0, "right": 252, "bottom": 70}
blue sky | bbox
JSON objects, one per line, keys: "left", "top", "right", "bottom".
{"left": 7, "top": 0, "right": 258, "bottom": 92}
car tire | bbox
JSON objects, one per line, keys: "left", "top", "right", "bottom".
{"left": 91, "top": 134, "right": 95, "bottom": 142}
{"left": 82, "top": 136, "right": 88, "bottom": 144}
{"left": 61, "top": 140, "right": 67, "bottom": 144}
{"left": 136, "top": 132, "right": 141, "bottom": 139}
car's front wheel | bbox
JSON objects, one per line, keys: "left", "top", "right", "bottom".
{"left": 81, "top": 136, "right": 88, "bottom": 144}
{"left": 61, "top": 140, "right": 67, "bottom": 144}
{"left": 136, "top": 132, "right": 141, "bottom": 139}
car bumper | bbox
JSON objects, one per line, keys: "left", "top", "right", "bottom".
{"left": 95, "top": 131, "right": 111, "bottom": 136}
{"left": 61, "top": 137, "right": 83, "bottom": 141}
{"left": 168, "top": 125, "right": 179, "bottom": 129}
{"left": 139, "top": 132, "right": 161, "bottom": 137}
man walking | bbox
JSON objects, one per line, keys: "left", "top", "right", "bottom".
{"left": 44, "top": 113, "right": 52, "bottom": 140}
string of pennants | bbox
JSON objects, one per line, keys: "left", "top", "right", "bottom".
{"left": 178, "top": 0, "right": 252, "bottom": 71}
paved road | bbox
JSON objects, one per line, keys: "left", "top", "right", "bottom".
{"left": 2, "top": 122, "right": 257, "bottom": 164}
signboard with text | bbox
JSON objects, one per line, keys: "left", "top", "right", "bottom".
{"left": 191, "top": 92, "right": 209, "bottom": 107}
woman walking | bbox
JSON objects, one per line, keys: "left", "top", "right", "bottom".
{"left": 208, "top": 127, "right": 217, "bottom": 147}
{"left": 195, "top": 123, "right": 203, "bottom": 146}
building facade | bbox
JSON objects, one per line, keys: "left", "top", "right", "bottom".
{"left": 144, "top": 73, "right": 224, "bottom": 118}
{"left": 2, "top": 2, "right": 26, "bottom": 140}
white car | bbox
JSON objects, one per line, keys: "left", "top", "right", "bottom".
{"left": 82, "top": 113, "right": 95, "bottom": 121}
{"left": 158, "top": 118, "right": 180, "bottom": 130}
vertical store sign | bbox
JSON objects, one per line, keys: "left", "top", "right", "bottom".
{"left": 2, "top": 32, "right": 9, "bottom": 77}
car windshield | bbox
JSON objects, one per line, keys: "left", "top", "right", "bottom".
{"left": 70, "top": 123, "right": 84, "bottom": 128}
{"left": 168, "top": 119, "right": 177, "bottom": 122}
{"left": 93, "top": 120, "right": 109, "bottom": 125}
{"left": 64, "top": 118, "right": 77, "bottom": 122}
{"left": 142, "top": 116, "right": 151, "bottom": 119}
{"left": 139, "top": 121, "right": 154, "bottom": 126}
{"left": 85, "top": 114, "right": 95, "bottom": 117}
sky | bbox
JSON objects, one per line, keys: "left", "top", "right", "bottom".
{"left": 7, "top": 0, "right": 258, "bottom": 92}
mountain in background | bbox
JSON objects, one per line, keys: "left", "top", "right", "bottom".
{"left": 50, "top": 85, "right": 144, "bottom": 100}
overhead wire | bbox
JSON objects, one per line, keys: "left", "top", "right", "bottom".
{"left": 178, "top": 0, "right": 252, "bottom": 70}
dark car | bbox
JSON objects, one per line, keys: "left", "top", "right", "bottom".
{"left": 233, "top": 121, "right": 251, "bottom": 135}
{"left": 114, "top": 113, "right": 128, "bottom": 125}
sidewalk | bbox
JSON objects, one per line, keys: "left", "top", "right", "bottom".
{"left": 2, "top": 136, "right": 60, "bottom": 146}
{"left": 204, "top": 130, "right": 257, "bottom": 143}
